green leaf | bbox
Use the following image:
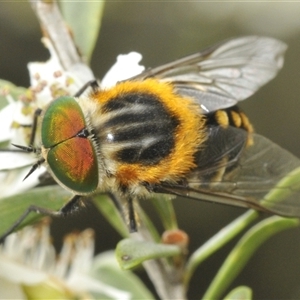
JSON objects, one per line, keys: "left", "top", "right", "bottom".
{"left": 0, "top": 185, "right": 71, "bottom": 238}
{"left": 93, "top": 194, "right": 129, "bottom": 238}
{"left": 184, "top": 210, "right": 258, "bottom": 287}
{"left": 150, "top": 194, "right": 178, "bottom": 231}
{"left": 203, "top": 216, "right": 299, "bottom": 300}
{"left": 116, "top": 238, "right": 181, "bottom": 270}
{"left": 262, "top": 166, "right": 300, "bottom": 207}
{"left": 91, "top": 251, "right": 155, "bottom": 300}
{"left": 0, "top": 79, "right": 27, "bottom": 110}
{"left": 224, "top": 286, "right": 252, "bottom": 300}
{"left": 59, "top": 1, "right": 105, "bottom": 63}
{"left": 136, "top": 204, "right": 161, "bottom": 243}
{"left": 185, "top": 165, "right": 300, "bottom": 288}
{"left": 94, "top": 195, "right": 161, "bottom": 242}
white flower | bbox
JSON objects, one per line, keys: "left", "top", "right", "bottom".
{"left": 0, "top": 37, "right": 145, "bottom": 198}
{"left": 101, "top": 52, "right": 145, "bottom": 88}
{"left": 0, "top": 220, "right": 131, "bottom": 299}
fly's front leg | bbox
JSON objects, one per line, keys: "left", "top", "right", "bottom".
{"left": 73, "top": 80, "right": 99, "bottom": 97}
{"left": 29, "top": 108, "right": 43, "bottom": 146}
{"left": 0, "top": 195, "right": 82, "bottom": 243}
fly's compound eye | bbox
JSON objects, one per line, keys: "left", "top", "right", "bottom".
{"left": 41, "top": 96, "right": 99, "bottom": 194}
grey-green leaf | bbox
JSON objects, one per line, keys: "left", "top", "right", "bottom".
{"left": 116, "top": 238, "right": 181, "bottom": 269}
{"left": 91, "top": 251, "right": 155, "bottom": 299}
{"left": 224, "top": 286, "right": 252, "bottom": 300}
{"left": 0, "top": 185, "right": 71, "bottom": 238}
{"left": 59, "top": 2, "right": 105, "bottom": 63}
{"left": 93, "top": 194, "right": 129, "bottom": 238}
{"left": 150, "top": 194, "right": 178, "bottom": 231}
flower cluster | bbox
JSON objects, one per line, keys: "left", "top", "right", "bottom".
{"left": 0, "top": 37, "right": 144, "bottom": 198}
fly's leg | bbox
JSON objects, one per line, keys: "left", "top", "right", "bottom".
{"left": 29, "top": 108, "right": 43, "bottom": 146}
{"left": 0, "top": 195, "right": 82, "bottom": 243}
{"left": 107, "top": 192, "right": 138, "bottom": 233}
{"left": 128, "top": 196, "right": 137, "bottom": 233}
{"left": 0, "top": 108, "right": 42, "bottom": 153}
{"left": 73, "top": 80, "right": 99, "bottom": 97}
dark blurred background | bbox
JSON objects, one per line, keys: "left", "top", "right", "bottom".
{"left": 1, "top": 2, "right": 300, "bottom": 299}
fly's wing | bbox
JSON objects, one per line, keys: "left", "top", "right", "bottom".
{"left": 131, "top": 36, "right": 287, "bottom": 112}
{"left": 154, "top": 127, "right": 300, "bottom": 217}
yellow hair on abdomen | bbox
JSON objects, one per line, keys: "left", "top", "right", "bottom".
{"left": 92, "top": 79, "right": 207, "bottom": 186}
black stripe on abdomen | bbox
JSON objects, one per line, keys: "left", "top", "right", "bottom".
{"left": 101, "top": 92, "right": 179, "bottom": 165}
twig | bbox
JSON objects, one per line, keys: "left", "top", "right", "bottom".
{"left": 131, "top": 205, "right": 186, "bottom": 300}
{"left": 29, "top": 0, "right": 94, "bottom": 83}
{"left": 29, "top": 0, "right": 81, "bottom": 70}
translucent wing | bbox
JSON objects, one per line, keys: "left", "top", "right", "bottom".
{"left": 154, "top": 128, "right": 300, "bottom": 217}
{"left": 131, "top": 36, "right": 287, "bottom": 112}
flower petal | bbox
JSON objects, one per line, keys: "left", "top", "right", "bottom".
{"left": 28, "top": 38, "right": 94, "bottom": 109}
{"left": 67, "top": 273, "right": 131, "bottom": 300}
{"left": 0, "top": 277, "right": 26, "bottom": 299}
{"left": 0, "top": 103, "right": 15, "bottom": 142}
{"left": 0, "top": 256, "right": 48, "bottom": 285}
{"left": 101, "top": 52, "right": 145, "bottom": 88}
{"left": 0, "top": 166, "right": 45, "bottom": 197}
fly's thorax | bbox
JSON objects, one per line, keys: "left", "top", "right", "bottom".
{"left": 87, "top": 79, "right": 207, "bottom": 189}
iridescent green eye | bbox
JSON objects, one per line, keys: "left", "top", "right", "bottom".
{"left": 41, "top": 96, "right": 98, "bottom": 194}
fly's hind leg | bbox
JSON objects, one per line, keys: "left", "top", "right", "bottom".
{"left": 108, "top": 192, "right": 138, "bottom": 233}
{"left": 128, "top": 196, "right": 137, "bottom": 233}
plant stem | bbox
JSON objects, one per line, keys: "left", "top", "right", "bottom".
{"left": 29, "top": 0, "right": 94, "bottom": 82}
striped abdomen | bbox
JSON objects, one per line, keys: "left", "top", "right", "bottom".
{"left": 94, "top": 92, "right": 179, "bottom": 165}
{"left": 88, "top": 79, "right": 205, "bottom": 187}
